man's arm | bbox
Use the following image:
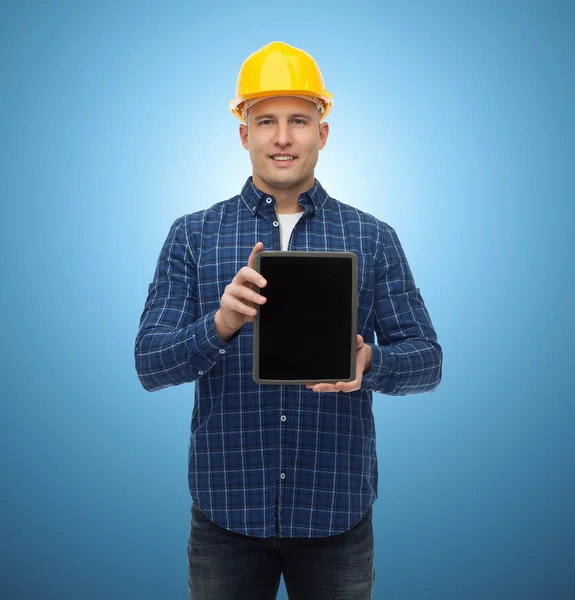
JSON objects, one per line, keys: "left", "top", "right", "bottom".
{"left": 134, "top": 216, "right": 235, "bottom": 392}
{"left": 361, "top": 223, "right": 442, "bottom": 395}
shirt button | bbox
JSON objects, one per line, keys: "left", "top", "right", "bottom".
{"left": 219, "top": 349, "right": 225, "bottom": 354}
{"left": 280, "top": 415, "right": 287, "bottom": 422}
{"left": 273, "top": 221, "right": 279, "bottom": 227}
{"left": 280, "top": 473, "right": 286, "bottom": 480}
{"left": 198, "top": 371, "right": 204, "bottom": 375}
{"left": 266, "top": 197, "right": 272, "bottom": 204}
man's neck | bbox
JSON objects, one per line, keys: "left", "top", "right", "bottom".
{"left": 253, "top": 175, "right": 311, "bottom": 214}
{"left": 276, "top": 202, "right": 305, "bottom": 214}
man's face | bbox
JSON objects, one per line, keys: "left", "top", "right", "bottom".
{"left": 239, "top": 96, "right": 329, "bottom": 194}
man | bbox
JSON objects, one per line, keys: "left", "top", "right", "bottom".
{"left": 135, "top": 41, "right": 442, "bottom": 600}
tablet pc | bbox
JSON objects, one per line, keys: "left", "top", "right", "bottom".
{"left": 253, "top": 251, "right": 358, "bottom": 385}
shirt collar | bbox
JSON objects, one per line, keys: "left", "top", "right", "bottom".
{"left": 240, "top": 176, "right": 329, "bottom": 217}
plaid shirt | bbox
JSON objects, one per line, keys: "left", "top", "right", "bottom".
{"left": 135, "top": 177, "right": 442, "bottom": 538}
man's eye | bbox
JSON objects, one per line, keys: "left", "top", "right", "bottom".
{"left": 257, "top": 119, "right": 307, "bottom": 125}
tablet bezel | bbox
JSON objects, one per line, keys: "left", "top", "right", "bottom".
{"left": 253, "top": 251, "right": 358, "bottom": 385}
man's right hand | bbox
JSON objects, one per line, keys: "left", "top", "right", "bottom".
{"left": 215, "top": 242, "right": 267, "bottom": 341}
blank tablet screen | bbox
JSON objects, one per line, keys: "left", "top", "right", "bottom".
{"left": 253, "top": 252, "right": 357, "bottom": 384}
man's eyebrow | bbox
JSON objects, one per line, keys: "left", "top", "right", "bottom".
{"left": 253, "top": 113, "right": 315, "bottom": 121}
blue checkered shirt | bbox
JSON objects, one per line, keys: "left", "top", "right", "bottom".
{"left": 135, "top": 177, "right": 442, "bottom": 538}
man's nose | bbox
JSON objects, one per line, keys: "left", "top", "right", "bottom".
{"left": 274, "top": 121, "right": 293, "bottom": 146}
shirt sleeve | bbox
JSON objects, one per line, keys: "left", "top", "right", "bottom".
{"left": 361, "top": 223, "right": 443, "bottom": 395}
{"left": 134, "top": 215, "right": 237, "bottom": 391}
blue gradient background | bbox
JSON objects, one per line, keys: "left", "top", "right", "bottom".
{"left": 1, "top": 1, "right": 574, "bottom": 598}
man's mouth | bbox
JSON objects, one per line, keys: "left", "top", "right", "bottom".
{"left": 270, "top": 155, "right": 296, "bottom": 164}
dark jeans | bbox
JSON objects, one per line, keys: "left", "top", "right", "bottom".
{"left": 188, "top": 503, "right": 374, "bottom": 600}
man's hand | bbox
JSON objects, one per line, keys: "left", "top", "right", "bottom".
{"left": 306, "top": 335, "right": 372, "bottom": 393}
{"left": 215, "top": 242, "right": 267, "bottom": 341}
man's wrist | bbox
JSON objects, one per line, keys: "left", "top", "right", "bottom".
{"left": 214, "top": 310, "right": 239, "bottom": 342}
{"left": 363, "top": 344, "right": 373, "bottom": 374}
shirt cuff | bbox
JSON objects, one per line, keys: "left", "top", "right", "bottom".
{"left": 361, "top": 343, "right": 394, "bottom": 393}
{"left": 185, "top": 310, "right": 239, "bottom": 375}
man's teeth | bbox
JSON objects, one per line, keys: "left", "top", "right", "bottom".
{"left": 272, "top": 156, "right": 294, "bottom": 161}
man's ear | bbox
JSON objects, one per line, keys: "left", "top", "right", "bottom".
{"left": 240, "top": 123, "right": 249, "bottom": 150}
{"left": 319, "top": 121, "right": 329, "bottom": 150}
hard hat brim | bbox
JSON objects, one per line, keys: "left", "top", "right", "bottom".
{"left": 229, "top": 90, "right": 333, "bottom": 123}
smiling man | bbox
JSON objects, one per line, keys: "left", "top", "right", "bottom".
{"left": 135, "top": 41, "right": 442, "bottom": 600}
{"left": 239, "top": 95, "right": 328, "bottom": 214}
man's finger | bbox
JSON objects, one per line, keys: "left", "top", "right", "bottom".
{"left": 234, "top": 266, "right": 266, "bottom": 288}
{"left": 307, "top": 381, "right": 357, "bottom": 393}
{"left": 247, "top": 241, "right": 264, "bottom": 270}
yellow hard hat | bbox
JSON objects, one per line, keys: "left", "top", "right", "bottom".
{"left": 229, "top": 41, "right": 333, "bottom": 123}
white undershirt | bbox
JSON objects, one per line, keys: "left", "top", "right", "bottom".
{"left": 277, "top": 212, "right": 305, "bottom": 251}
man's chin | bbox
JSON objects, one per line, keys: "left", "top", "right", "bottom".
{"left": 268, "top": 180, "right": 300, "bottom": 190}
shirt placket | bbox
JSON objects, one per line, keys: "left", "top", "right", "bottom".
{"left": 257, "top": 195, "right": 285, "bottom": 535}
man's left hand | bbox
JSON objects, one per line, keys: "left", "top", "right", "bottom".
{"left": 306, "top": 335, "right": 372, "bottom": 393}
